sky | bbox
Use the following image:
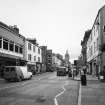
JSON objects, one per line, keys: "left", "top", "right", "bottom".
{"left": 0, "top": 0, "right": 105, "bottom": 62}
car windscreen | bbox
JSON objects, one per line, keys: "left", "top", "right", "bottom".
{"left": 5, "top": 67, "right": 15, "bottom": 72}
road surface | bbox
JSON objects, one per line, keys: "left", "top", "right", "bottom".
{"left": 0, "top": 72, "right": 79, "bottom": 105}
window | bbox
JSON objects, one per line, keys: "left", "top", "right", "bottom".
{"left": 33, "top": 46, "right": 35, "bottom": 52}
{"left": 19, "top": 46, "right": 23, "bottom": 54}
{"left": 10, "top": 67, "right": 15, "bottom": 72}
{"left": 97, "top": 38, "right": 99, "bottom": 50}
{"left": 48, "top": 55, "right": 51, "bottom": 58}
{"left": 94, "top": 42, "right": 95, "bottom": 53}
{"left": 91, "top": 46, "right": 93, "bottom": 55}
{"left": 34, "top": 56, "right": 36, "bottom": 61}
{"left": 28, "top": 43, "right": 31, "bottom": 50}
{"left": 38, "top": 57, "right": 40, "bottom": 62}
{"left": 9, "top": 41, "right": 14, "bottom": 51}
{"left": 0, "top": 37, "right": 2, "bottom": 48}
{"left": 28, "top": 54, "right": 31, "bottom": 61}
{"left": 38, "top": 48, "right": 40, "bottom": 54}
{"left": 3, "top": 38, "right": 8, "bottom": 50}
{"left": 15, "top": 45, "right": 19, "bottom": 53}
{"left": 103, "top": 26, "right": 105, "bottom": 32}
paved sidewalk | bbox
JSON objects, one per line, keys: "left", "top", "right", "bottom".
{"left": 74, "top": 74, "right": 98, "bottom": 81}
{"left": 81, "top": 75, "right": 105, "bottom": 105}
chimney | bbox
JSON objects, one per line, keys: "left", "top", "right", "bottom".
{"left": 13, "top": 25, "right": 19, "bottom": 34}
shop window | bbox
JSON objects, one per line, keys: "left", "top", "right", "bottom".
{"left": 15, "top": 45, "right": 19, "bottom": 53}
{"left": 3, "top": 39, "right": 8, "bottom": 50}
{"left": 9, "top": 42, "right": 14, "bottom": 51}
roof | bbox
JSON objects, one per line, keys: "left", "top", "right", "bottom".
{"left": 0, "top": 21, "right": 25, "bottom": 39}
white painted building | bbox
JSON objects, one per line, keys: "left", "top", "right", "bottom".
{"left": 25, "top": 39, "right": 42, "bottom": 74}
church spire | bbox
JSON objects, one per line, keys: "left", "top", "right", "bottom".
{"left": 65, "top": 49, "right": 70, "bottom": 62}
{"left": 66, "top": 49, "right": 69, "bottom": 55}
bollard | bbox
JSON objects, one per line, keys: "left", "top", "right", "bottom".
{"left": 81, "top": 74, "right": 87, "bottom": 86}
{"left": 68, "top": 71, "right": 72, "bottom": 77}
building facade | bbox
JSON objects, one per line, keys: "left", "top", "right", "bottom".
{"left": 40, "top": 46, "right": 47, "bottom": 73}
{"left": 25, "top": 38, "right": 42, "bottom": 74}
{"left": 64, "top": 50, "right": 70, "bottom": 67}
{"left": 81, "top": 30, "right": 91, "bottom": 69}
{"left": 0, "top": 22, "right": 26, "bottom": 77}
{"left": 52, "top": 53, "right": 62, "bottom": 67}
{"left": 87, "top": 5, "right": 105, "bottom": 76}
{"left": 46, "top": 50, "right": 53, "bottom": 72}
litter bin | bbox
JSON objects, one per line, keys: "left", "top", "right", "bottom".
{"left": 68, "top": 71, "right": 72, "bottom": 77}
{"left": 81, "top": 74, "right": 87, "bottom": 86}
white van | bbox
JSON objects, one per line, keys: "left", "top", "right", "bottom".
{"left": 3, "top": 66, "right": 32, "bottom": 82}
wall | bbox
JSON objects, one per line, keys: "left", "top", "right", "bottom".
{"left": 25, "top": 40, "right": 42, "bottom": 63}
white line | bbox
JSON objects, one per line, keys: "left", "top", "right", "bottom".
{"left": 54, "top": 81, "right": 69, "bottom": 105}
{"left": 77, "top": 83, "right": 81, "bottom": 105}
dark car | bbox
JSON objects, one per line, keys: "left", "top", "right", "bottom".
{"left": 57, "top": 66, "right": 67, "bottom": 76}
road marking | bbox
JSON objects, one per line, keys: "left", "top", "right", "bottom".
{"left": 49, "top": 75, "right": 57, "bottom": 79}
{"left": 77, "top": 83, "right": 81, "bottom": 105}
{"left": 0, "top": 76, "right": 49, "bottom": 91}
{"left": 54, "top": 81, "right": 69, "bottom": 105}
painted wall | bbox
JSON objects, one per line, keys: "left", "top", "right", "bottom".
{"left": 25, "top": 40, "right": 42, "bottom": 64}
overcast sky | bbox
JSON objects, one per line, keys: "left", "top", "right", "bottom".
{"left": 0, "top": 0, "right": 104, "bottom": 62}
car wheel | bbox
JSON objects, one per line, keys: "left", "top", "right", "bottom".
{"left": 30, "top": 75, "right": 32, "bottom": 79}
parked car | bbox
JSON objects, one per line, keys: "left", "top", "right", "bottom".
{"left": 57, "top": 66, "right": 67, "bottom": 76}
{"left": 3, "top": 66, "right": 32, "bottom": 82}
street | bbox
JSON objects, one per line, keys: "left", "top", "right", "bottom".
{"left": 0, "top": 72, "right": 79, "bottom": 105}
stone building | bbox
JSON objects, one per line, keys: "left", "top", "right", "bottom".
{"left": 46, "top": 50, "right": 53, "bottom": 72}
{"left": 0, "top": 22, "right": 26, "bottom": 77}
{"left": 52, "top": 53, "right": 62, "bottom": 68}
{"left": 40, "top": 46, "right": 47, "bottom": 73}
{"left": 87, "top": 5, "right": 105, "bottom": 76}
{"left": 81, "top": 30, "right": 91, "bottom": 68}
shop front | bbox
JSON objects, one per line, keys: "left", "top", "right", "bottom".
{"left": 27, "top": 62, "right": 36, "bottom": 75}
{"left": 0, "top": 52, "right": 26, "bottom": 77}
